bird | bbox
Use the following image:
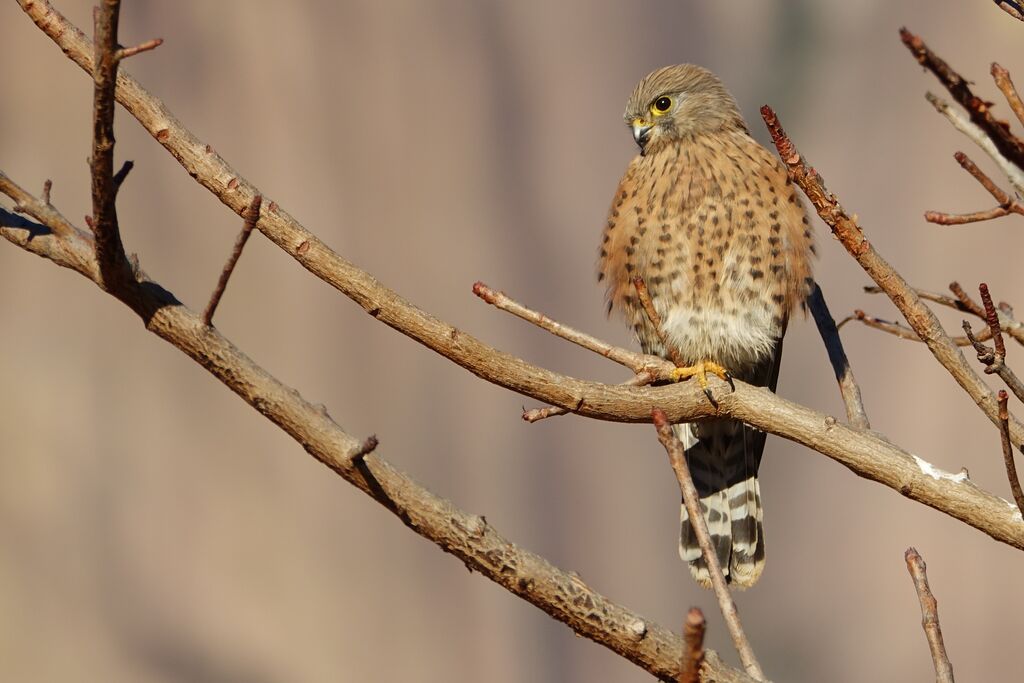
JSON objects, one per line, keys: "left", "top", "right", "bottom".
{"left": 598, "top": 65, "right": 815, "bottom": 589}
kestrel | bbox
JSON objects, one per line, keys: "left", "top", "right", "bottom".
{"left": 599, "top": 65, "right": 815, "bottom": 588}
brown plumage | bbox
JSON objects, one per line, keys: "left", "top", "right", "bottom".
{"left": 599, "top": 65, "right": 815, "bottom": 588}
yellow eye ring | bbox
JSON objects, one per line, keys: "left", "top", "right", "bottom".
{"left": 650, "top": 96, "right": 673, "bottom": 116}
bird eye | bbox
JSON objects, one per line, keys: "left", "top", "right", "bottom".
{"left": 651, "top": 96, "right": 673, "bottom": 115}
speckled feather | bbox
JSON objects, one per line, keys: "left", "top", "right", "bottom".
{"left": 599, "top": 65, "right": 814, "bottom": 588}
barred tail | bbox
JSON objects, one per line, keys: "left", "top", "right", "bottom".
{"left": 675, "top": 419, "right": 765, "bottom": 589}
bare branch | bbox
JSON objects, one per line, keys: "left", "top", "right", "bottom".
{"left": 761, "top": 104, "right": 1024, "bottom": 457}
{"left": 992, "top": 63, "right": 1024, "bottom": 128}
{"left": 840, "top": 309, "right": 988, "bottom": 347}
{"left": 980, "top": 283, "right": 1008, "bottom": 366}
{"left": 925, "top": 206, "right": 1012, "bottom": 225}
{"left": 472, "top": 281, "right": 671, "bottom": 377}
{"left": 807, "top": 285, "right": 870, "bottom": 429}
{"left": 949, "top": 281, "right": 987, "bottom": 319}
{"left": 203, "top": 194, "right": 262, "bottom": 326}
{"left": 90, "top": 0, "right": 134, "bottom": 293}
{"left": 904, "top": 548, "right": 955, "bottom": 683}
{"left": 652, "top": 410, "right": 764, "bottom": 681}
{"left": 679, "top": 607, "right": 706, "bottom": 683}
{"left": 901, "top": 28, "right": 1024, "bottom": 173}
{"left": 998, "top": 391, "right": 1024, "bottom": 518}
{"left": 633, "top": 276, "right": 686, "bottom": 368}
{"left": 925, "top": 92, "right": 1024, "bottom": 196}
{"left": 115, "top": 37, "right": 163, "bottom": 61}
{"left": 0, "top": 172, "right": 761, "bottom": 683}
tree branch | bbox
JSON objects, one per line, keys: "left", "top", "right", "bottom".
{"left": 761, "top": 104, "right": 1024, "bottom": 456}
{"left": 203, "top": 194, "right": 262, "bottom": 326}
{"left": 904, "top": 548, "right": 955, "bottom": 683}
{"left": 997, "top": 391, "right": 1024, "bottom": 517}
{"left": 653, "top": 410, "right": 764, "bottom": 681}
{"left": 901, "top": 28, "right": 1024, "bottom": 174}
{"left": 679, "top": 608, "right": 706, "bottom": 683}
{"left": 0, "top": 172, "right": 761, "bottom": 683}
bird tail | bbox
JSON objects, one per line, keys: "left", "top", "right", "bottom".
{"left": 675, "top": 419, "right": 765, "bottom": 589}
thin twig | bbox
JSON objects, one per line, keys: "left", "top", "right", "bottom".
{"left": 864, "top": 285, "right": 971, "bottom": 314}
{"left": 115, "top": 37, "right": 162, "bottom": 60}
{"left": 925, "top": 206, "right": 1012, "bottom": 225}
{"left": 679, "top": 607, "right": 706, "bottom": 683}
{"left": 203, "top": 194, "right": 262, "bottom": 326}
{"left": 901, "top": 28, "right": 1024, "bottom": 173}
{"left": 807, "top": 284, "right": 870, "bottom": 429}
{"left": 961, "top": 284, "right": 1024, "bottom": 403}
{"left": 925, "top": 151, "right": 1024, "bottom": 225}
{"left": 992, "top": 63, "right": 1024, "bottom": 128}
{"left": 949, "top": 281, "right": 987, "bottom": 318}
{"left": 112, "top": 159, "right": 134, "bottom": 190}
{"left": 652, "top": 409, "right": 764, "bottom": 681}
{"left": 980, "top": 284, "right": 1008, "bottom": 366}
{"left": 472, "top": 281, "right": 671, "bottom": 377}
{"left": 925, "top": 92, "right": 1024, "bottom": 196}
{"left": 41, "top": 179, "right": 52, "bottom": 205}
{"left": 904, "top": 548, "right": 955, "bottom": 683}
{"left": 838, "top": 309, "right": 987, "bottom": 347}
{"left": 632, "top": 276, "right": 686, "bottom": 368}
{"left": 761, "top": 104, "right": 1024, "bottom": 453}
{"left": 998, "top": 391, "right": 1024, "bottom": 518}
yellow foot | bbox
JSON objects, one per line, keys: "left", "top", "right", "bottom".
{"left": 670, "top": 360, "right": 733, "bottom": 400}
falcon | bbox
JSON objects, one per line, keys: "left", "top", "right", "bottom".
{"left": 599, "top": 65, "right": 815, "bottom": 588}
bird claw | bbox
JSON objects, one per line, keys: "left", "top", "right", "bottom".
{"left": 670, "top": 360, "right": 732, "bottom": 404}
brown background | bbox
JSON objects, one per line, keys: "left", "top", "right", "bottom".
{"left": 3, "top": 1, "right": 1024, "bottom": 681}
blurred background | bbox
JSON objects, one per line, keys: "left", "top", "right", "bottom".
{"left": 3, "top": 1, "right": 1024, "bottom": 681}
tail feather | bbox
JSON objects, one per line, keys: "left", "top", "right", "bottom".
{"left": 676, "top": 421, "right": 764, "bottom": 589}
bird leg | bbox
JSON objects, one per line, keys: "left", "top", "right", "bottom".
{"left": 671, "top": 360, "right": 733, "bottom": 403}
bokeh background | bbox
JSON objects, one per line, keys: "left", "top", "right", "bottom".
{"left": 3, "top": 1, "right": 1024, "bottom": 681}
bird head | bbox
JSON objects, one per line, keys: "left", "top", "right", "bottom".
{"left": 623, "top": 64, "right": 746, "bottom": 155}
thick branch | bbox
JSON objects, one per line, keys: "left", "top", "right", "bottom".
{"left": 761, "top": 105, "right": 1024, "bottom": 455}
{"left": 0, "top": 175, "right": 757, "bottom": 683}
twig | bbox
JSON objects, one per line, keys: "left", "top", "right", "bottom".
{"left": 761, "top": 104, "right": 1024, "bottom": 456}
{"left": 901, "top": 28, "right": 1024, "bottom": 174}
{"left": 925, "top": 206, "right": 1013, "bottom": 225}
{"left": 925, "top": 152, "right": 1024, "bottom": 225}
{"left": 962, "top": 284, "right": 1024, "bottom": 403}
{"left": 992, "top": 63, "right": 1024, "bottom": 128}
{"left": 632, "top": 276, "right": 686, "bottom": 368}
{"left": 472, "top": 281, "right": 672, "bottom": 378}
{"left": 203, "top": 194, "right": 262, "bottom": 326}
{"left": 949, "top": 281, "right": 987, "bottom": 318}
{"left": 994, "top": 1, "right": 1024, "bottom": 23}
{"left": 998, "top": 391, "right": 1024, "bottom": 518}
{"left": 807, "top": 285, "right": 870, "bottom": 429}
{"left": 41, "top": 179, "right": 52, "bottom": 205}
{"left": 115, "top": 37, "right": 163, "bottom": 60}
{"left": 838, "top": 309, "right": 988, "bottom": 347}
{"left": 925, "top": 92, "right": 1024, "bottom": 196}
{"left": 679, "top": 607, "right": 706, "bottom": 683}
{"left": 864, "top": 284, "right": 971, "bottom": 314}
{"left": 90, "top": 0, "right": 134, "bottom": 293}
{"left": 904, "top": 548, "right": 955, "bottom": 683}
{"left": 652, "top": 409, "right": 765, "bottom": 681}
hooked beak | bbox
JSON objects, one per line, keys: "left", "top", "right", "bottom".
{"left": 631, "top": 118, "right": 653, "bottom": 153}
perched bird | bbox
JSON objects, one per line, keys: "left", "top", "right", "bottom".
{"left": 598, "top": 65, "right": 815, "bottom": 588}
